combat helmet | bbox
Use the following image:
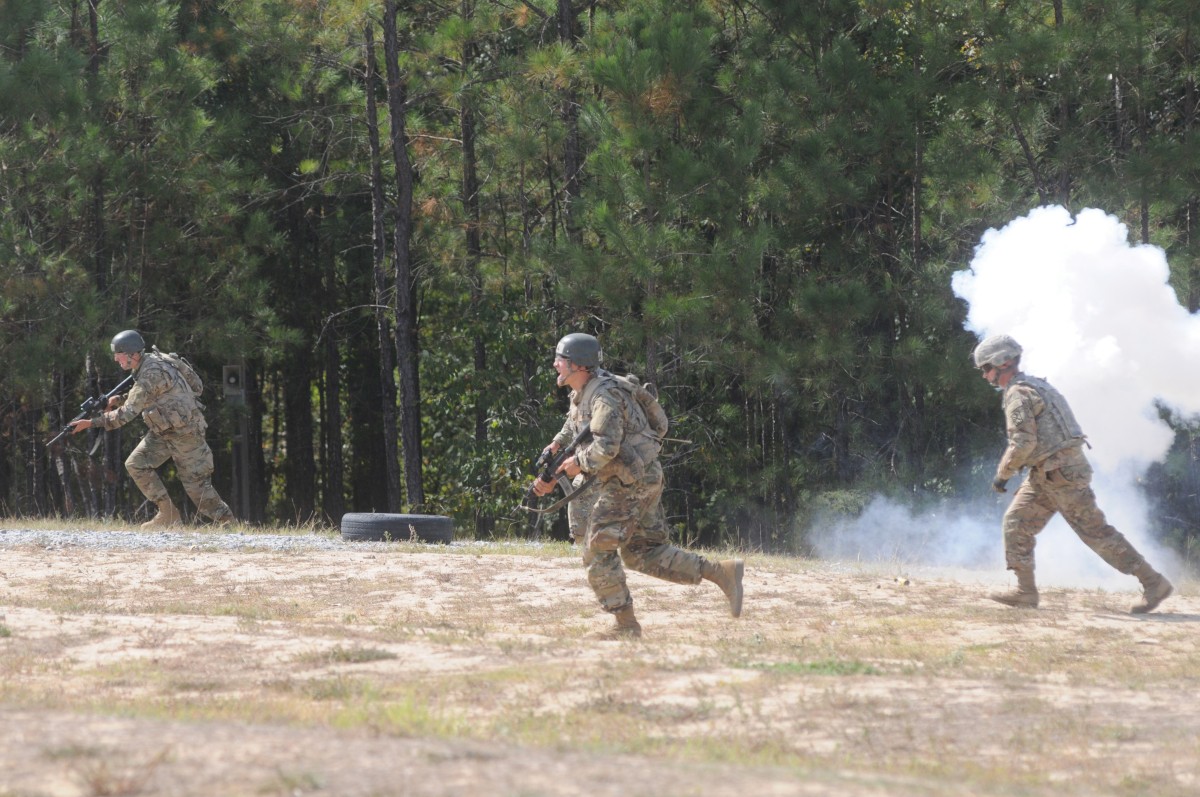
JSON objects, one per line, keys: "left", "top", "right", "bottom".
{"left": 555, "top": 333, "right": 601, "bottom": 368}
{"left": 972, "top": 334, "right": 1022, "bottom": 369}
{"left": 110, "top": 329, "right": 146, "bottom": 355}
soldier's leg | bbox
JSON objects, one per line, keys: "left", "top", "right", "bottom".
{"left": 990, "top": 475, "right": 1056, "bottom": 607}
{"left": 1001, "top": 475, "right": 1056, "bottom": 573}
{"left": 125, "top": 434, "right": 172, "bottom": 504}
{"left": 567, "top": 475, "right": 592, "bottom": 544}
{"left": 583, "top": 508, "right": 640, "bottom": 637}
{"left": 1047, "top": 466, "right": 1172, "bottom": 612}
{"left": 583, "top": 490, "right": 634, "bottom": 613}
{"left": 616, "top": 467, "right": 704, "bottom": 584}
{"left": 622, "top": 519, "right": 707, "bottom": 584}
{"left": 582, "top": 547, "right": 632, "bottom": 612}
{"left": 1047, "top": 463, "right": 1146, "bottom": 573}
{"left": 169, "top": 432, "right": 235, "bottom": 523}
{"left": 618, "top": 465, "right": 743, "bottom": 617}
{"left": 126, "top": 434, "right": 182, "bottom": 527}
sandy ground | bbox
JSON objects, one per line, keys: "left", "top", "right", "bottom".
{"left": 0, "top": 532, "right": 1197, "bottom": 797}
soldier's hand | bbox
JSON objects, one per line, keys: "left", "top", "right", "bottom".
{"left": 106, "top": 395, "right": 125, "bottom": 411}
{"left": 559, "top": 455, "right": 582, "bottom": 479}
{"left": 531, "top": 477, "right": 556, "bottom": 497}
{"left": 69, "top": 418, "right": 92, "bottom": 435}
{"left": 992, "top": 477, "right": 1008, "bottom": 494}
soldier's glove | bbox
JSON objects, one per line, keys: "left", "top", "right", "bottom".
{"left": 992, "top": 477, "right": 1008, "bottom": 494}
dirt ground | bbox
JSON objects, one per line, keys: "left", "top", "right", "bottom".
{"left": 0, "top": 531, "right": 1197, "bottom": 797}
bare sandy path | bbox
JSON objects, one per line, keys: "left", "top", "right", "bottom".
{"left": 1, "top": 534, "right": 1196, "bottom": 796}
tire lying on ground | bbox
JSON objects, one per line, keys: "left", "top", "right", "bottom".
{"left": 340, "top": 513, "right": 454, "bottom": 544}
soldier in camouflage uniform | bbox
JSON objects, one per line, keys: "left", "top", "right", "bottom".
{"left": 973, "top": 334, "right": 1172, "bottom": 613}
{"left": 533, "top": 333, "right": 744, "bottom": 638}
{"left": 70, "top": 330, "right": 235, "bottom": 529}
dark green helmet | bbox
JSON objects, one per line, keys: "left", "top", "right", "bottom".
{"left": 555, "top": 333, "right": 601, "bottom": 368}
{"left": 110, "top": 329, "right": 146, "bottom": 355}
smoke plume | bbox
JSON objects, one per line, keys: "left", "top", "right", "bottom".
{"left": 811, "top": 206, "right": 1200, "bottom": 588}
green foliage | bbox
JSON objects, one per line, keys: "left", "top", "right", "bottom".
{"left": 1, "top": 0, "right": 1199, "bottom": 554}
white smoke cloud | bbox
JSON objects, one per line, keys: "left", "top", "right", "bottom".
{"left": 951, "top": 205, "right": 1200, "bottom": 471}
{"left": 812, "top": 205, "right": 1199, "bottom": 589}
{"left": 808, "top": 495, "right": 1004, "bottom": 571}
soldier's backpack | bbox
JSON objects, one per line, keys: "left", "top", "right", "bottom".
{"left": 152, "top": 346, "right": 204, "bottom": 396}
{"left": 612, "top": 373, "right": 668, "bottom": 440}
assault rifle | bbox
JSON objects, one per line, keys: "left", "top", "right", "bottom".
{"left": 47, "top": 374, "right": 135, "bottom": 449}
{"left": 520, "top": 425, "right": 595, "bottom": 517}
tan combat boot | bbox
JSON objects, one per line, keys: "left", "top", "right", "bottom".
{"left": 1131, "top": 567, "right": 1173, "bottom": 614}
{"left": 609, "top": 605, "right": 642, "bottom": 638}
{"left": 141, "top": 500, "right": 182, "bottom": 530}
{"left": 704, "top": 559, "right": 744, "bottom": 618}
{"left": 989, "top": 568, "right": 1038, "bottom": 608}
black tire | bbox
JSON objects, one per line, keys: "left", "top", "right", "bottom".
{"left": 340, "top": 513, "right": 454, "bottom": 544}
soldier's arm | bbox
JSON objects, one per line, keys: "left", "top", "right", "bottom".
{"left": 551, "top": 417, "right": 575, "bottom": 450}
{"left": 996, "top": 386, "right": 1042, "bottom": 480}
{"left": 96, "top": 367, "right": 164, "bottom": 430}
{"left": 575, "top": 392, "right": 623, "bottom": 474}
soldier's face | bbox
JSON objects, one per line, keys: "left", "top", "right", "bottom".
{"left": 980, "top": 362, "right": 1012, "bottom": 389}
{"left": 113, "top": 351, "right": 138, "bottom": 372}
{"left": 553, "top": 355, "right": 584, "bottom": 389}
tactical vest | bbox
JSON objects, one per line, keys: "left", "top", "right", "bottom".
{"left": 1006, "top": 373, "right": 1086, "bottom": 465}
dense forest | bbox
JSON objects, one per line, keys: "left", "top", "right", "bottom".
{"left": 2, "top": 0, "right": 1199, "bottom": 552}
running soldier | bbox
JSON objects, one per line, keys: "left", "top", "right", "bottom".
{"left": 71, "top": 329, "right": 235, "bottom": 528}
{"left": 974, "top": 334, "right": 1172, "bottom": 613}
{"left": 533, "top": 333, "right": 744, "bottom": 637}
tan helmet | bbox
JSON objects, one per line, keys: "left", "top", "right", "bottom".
{"left": 972, "top": 334, "right": 1022, "bottom": 369}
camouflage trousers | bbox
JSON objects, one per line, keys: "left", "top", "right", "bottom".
{"left": 567, "top": 474, "right": 592, "bottom": 543}
{"left": 126, "top": 429, "right": 234, "bottom": 522}
{"left": 581, "top": 461, "right": 710, "bottom": 613}
{"left": 1003, "top": 452, "right": 1147, "bottom": 576}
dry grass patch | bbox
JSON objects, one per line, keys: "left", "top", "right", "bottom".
{"left": 0, "top": 530, "right": 1197, "bottom": 796}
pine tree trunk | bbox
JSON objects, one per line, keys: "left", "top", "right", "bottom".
{"left": 323, "top": 317, "right": 345, "bottom": 523}
{"left": 246, "top": 364, "right": 267, "bottom": 524}
{"left": 558, "top": 0, "right": 582, "bottom": 243}
{"left": 383, "top": 0, "right": 425, "bottom": 510}
{"left": 461, "top": 0, "right": 493, "bottom": 537}
{"left": 283, "top": 351, "right": 316, "bottom": 523}
{"left": 1052, "top": 0, "right": 1071, "bottom": 203}
{"left": 363, "top": 23, "right": 403, "bottom": 513}
{"left": 1185, "top": 17, "right": 1199, "bottom": 312}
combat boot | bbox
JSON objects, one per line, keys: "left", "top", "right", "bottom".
{"left": 703, "top": 559, "right": 744, "bottom": 618}
{"left": 607, "top": 605, "right": 642, "bottom": 639}
{"left": 1131, "top": 566, "right": 1173, "bottom": 614}
{"left": 141, "top": 500, "right": 182, "bottom": 530}
{"left": 989, "top": 568, "right": 1038, "bottom": 608}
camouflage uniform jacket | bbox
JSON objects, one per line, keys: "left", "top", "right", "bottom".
{"left": 996, "top": 372, "right": 1086, "bottom": 481}
{"left": 553, "top": 369, "right": 658, "bottom": 485}
{"left": 97, "top": 352, "right": 206, "bottom": 436}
